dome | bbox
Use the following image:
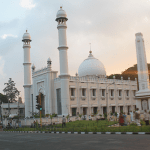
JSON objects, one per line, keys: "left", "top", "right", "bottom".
{"left": 22, "top": 30, "right": 31, "bottom": 41}
{"left": 56, "top": 7, "right": 67, "bottom": 20}
{"left": 78, "top": 52, "right": 106, "bottom": 77}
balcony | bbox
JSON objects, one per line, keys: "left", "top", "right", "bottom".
{"left": 125, "top": 96, "right": 129, "bottom": 100}
{"left": 91, "top": 96, "right": 96, "bottom": 100}
{"left": 81, "top": 96, "right": 86, "bottom": 101}
{"left": 110, "top": 96, "right": 114, "bottom": 100}
{"left": 70, "top": 96, "right": 75, "bottom": 101}
{"left": 118, "top": 96, "right": 122, "bottom": 100}
{"left": 101, "top": 96, "right": 105, "bottom": 100}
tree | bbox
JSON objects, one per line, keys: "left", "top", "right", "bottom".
{"left": 0, "top": 93, "right": 8, "bottom": 103}
{"left": 79, "top": 114, "right": 82, "bottom": 120}
{"left": 3, "top": 78, "right": 20, "bottom": 103}
{"left": 66, "top": 114, "right": 70, "bottom": 122}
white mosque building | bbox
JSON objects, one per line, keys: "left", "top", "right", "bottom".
{"left": 22, "top": 7, "right": 138, "bottom": 117}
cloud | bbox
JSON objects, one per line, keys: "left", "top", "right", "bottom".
{"left": 0, "top": 56, "right": 5, "bottom": 78}
{"left": 20, "top": 0, "right": 36, "bottom": 9}
{"left": 1, "top": 34, "right": 18, "bottom": 39}
{"left": 1, "top": 0, "right": 150, "bottom": 96}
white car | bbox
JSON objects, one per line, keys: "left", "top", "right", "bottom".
{"left": 9, "top": 114, "right": 18, "bottom": 118}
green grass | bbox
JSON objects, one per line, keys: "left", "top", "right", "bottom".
{"left": 56, "top": 120, "right": 117, "bottom": 128}
{"left": 4, "top": 120, "right": 150, "bottom": 132}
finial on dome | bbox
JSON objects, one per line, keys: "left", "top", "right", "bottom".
{"left": 75, "top": 72, "right": 78, "bottom": 76}
{"left": 47, "top": 57, "right": 52, "bottom": 70}
{"left": 89, "top": 43, "right": 92, "bottom": 54}
{"left": 22, "top": 30, "right": 31, "bottom": 42}
{"left": 32, "top": 64, "right": 35, "bottom": 71}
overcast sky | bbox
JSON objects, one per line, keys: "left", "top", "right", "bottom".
{"left": 1, "top": 0, "right": 150, "bottom": 101}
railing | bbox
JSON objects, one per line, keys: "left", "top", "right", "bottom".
{"left": 54, "top": 76, "right": 137, "bottom": 85}
{"left": 32, "top": 67, "right": 47, "bottom": 76}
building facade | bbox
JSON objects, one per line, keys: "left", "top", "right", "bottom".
{"left": 1, "top": 102, "right": 25, "bottom": 117}
{"left": 23, "top": 7, "right": 138, "bottom": 117}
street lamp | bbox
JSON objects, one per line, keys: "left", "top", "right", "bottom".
{"left": 106, "top": 82, "right": 115, "bottom": 119}
{"left": 0, "top": 99, "right": 3, "bottom": 127}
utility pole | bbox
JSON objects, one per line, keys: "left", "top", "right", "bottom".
{"left": 36, "top": 93, "right": 42, "bottom": 127}
{"left": 18, "top": 96, "right": 19, "bottom": 119}
{"left": 39, "top": 93, "right": 42, "bottom": 127}
{"left": 0, "top": 99, "right": 3, "bottom": 126}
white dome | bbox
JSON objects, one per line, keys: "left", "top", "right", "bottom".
{"left": 22, "top": 30, "right": 31, "bottom": 41}
{"left": 78, "top": 52, "right": 106, "bottom": 77}
{"left": 56, "top": 7, "right": 67, "bottom": 19}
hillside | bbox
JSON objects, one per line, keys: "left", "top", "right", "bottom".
{"left": 107, "top": 64, "right": 150, "bottom": 81}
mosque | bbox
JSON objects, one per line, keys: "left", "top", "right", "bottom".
{"left": 22, "top": 7, "right": 149, "bottom": 118}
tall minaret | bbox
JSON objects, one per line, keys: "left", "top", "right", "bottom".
{"left": 22, "top": 30, "right": 32, "bottom": 117}
{"left": 56, "top": 7, "right": 70, "bottom": 116}
{"left": 135, "top": 32, "right": 150, "bottom": 110}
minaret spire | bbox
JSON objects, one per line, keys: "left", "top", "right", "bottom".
{"left": 56, "top": 7, "right": 70, "bottom": 116}
{"left": 22, "top": 30, "right": 32, "bottom": 117}
{"left": 135, "top": 32, "right": 150, "bottom": 111}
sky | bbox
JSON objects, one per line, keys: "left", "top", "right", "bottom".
{"left": 1, "top": 0, "right": 150, "bottom": 101}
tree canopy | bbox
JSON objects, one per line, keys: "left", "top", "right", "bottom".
{"left": 0, "top": 93, "right": 8, "bottom": 103}
{"left": 3, "top": 78, "right": 20, "bottom": 103}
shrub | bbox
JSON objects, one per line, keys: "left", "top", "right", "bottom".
{"left": 104, "top": 113, "right": 107, "bottom": 118}
{"left": 52, "top": 113, "right": 57, "bottom": 117}
{"left": 45, "top": 114, "right": 49, "bottom": 117}
{"left": 34, "top": 114, "right": 40, "bottom": 118}
{"left": 13, "top": 116, "right": 19, "bottom": 119}
{"left": 130, "top": 122, "right": 137, "bottom": 126}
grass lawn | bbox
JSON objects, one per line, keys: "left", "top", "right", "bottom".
{"left": 4, "top": 120, "right": 150, "bottom": 132}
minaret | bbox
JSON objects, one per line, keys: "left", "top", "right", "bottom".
{"left": 56, "top": 7, "right": 70, "bottom": 116}
{"left": 135, "top": 32, "right": 150, "bottom": 111}
{"left": 22, "top": 30, "right": 32, "bottom": 117}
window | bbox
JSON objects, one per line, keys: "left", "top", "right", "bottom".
{"left": 103, "top": 107, "right": 107, "bottom": 114}
{"left": 120, "top": 106, "right": 123, "bottom": 113}
{"left": 82, "top": 89, "right": 86, "bottom": 96}
{"left": 102, "top": 89, "right": 105, "bottom": 96}
{"left": 119, "top": 90, "right": 122, "bottom": 96}
{"left": 83, "top": 107, "right": 87, "bottom": 115}
{"left": 72, "top": 108, "right": 76, "bottom": 116}
{"left": 92, "top": 89, "right": 96, "bottom": 96}
{"left": 110, "top": 89, "right": 114, "bottom": 96}
{"left": 126, "top": 90, "right": 129, "bottom": 96}
{"left": 112, "top": 106, "right": 115, "bottom": 113}
{"left": 71, "top": 88, "right": 75, "bottom": 96}
{"left": 20, "top": 109, "right": 23, "bottom": 114}
{"left": 127, "top": 106, "right": 130, "bottom": 115}
{"left": 93, "top": 107, "right": 97, "bottom": 114}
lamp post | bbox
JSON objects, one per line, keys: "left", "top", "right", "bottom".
{"left": 0, "top": 99, "right": 3, "bottom": 127}
{"left": 106, "top": 82, "right": 115, "bottom": 119}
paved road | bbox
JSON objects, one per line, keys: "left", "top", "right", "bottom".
{"left": 0, "top": 132, "right": 150, "bottom": 150}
